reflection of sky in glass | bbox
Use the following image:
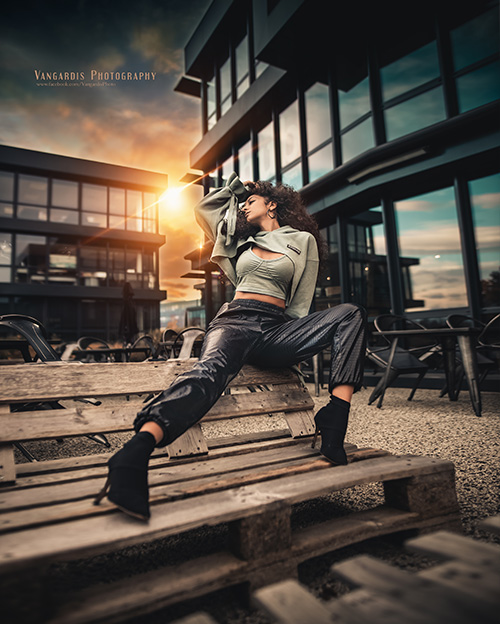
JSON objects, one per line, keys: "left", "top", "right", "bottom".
{"left": 469, "top": 173, "right": 500, "bottom": 293}
{"left": 341, "top": 117, "right": 374, "bottom": 163}
{"left": 381, "top": 41, "right": 440, "bottom": 102}
{"left": 279, "top": 100, "right": 301, "bottom": 167}
{"left": 308, "top": 144, "right": 333, "bottom": 182}
{"left": 237, "top": 139, "right": 253, "bottom": 181}
{"left": 456, "top": 61, "right": 500, "bottom": 113}
{"left": 384, "top": 86, "right": 446, "bottom": 141}
{"left": 235, "top": 36, "right": 249, "bottom": 98}
{"left": 258, "top": 121, "right": 275, "bottom": 181}
{"left": 52, "top": 179, "right": 78, "bottom": 209}
{"left": 221, "top": 156, "right": 233, "bottom": 184}
{"left": 395, "top": 187, "right": 467, "bottom": 311}
{"left": 338, "top": 76, "right": 370, "bottom": 129}
{"left": 18, "top": 175, "right": 48, "bottom": 205}
{"left": 219, "top": 57, "right": 231, "bottom": 115}
{"left": 0, "top": 233, "right": 12, "bottom": 264}
{"left": 451, "top": 8, "right": 499, "bottom": 71}
{"left": 371, "top": 207, "right": 386, "bottom": 255}
{"left": 305, "top": 83, "right": 331, "bottom": 150}
{"left": 282, "top": 162, "right": 302, "bottom": 189}
{"left": 0, "top": 172, "right": 14, "bottom": 201}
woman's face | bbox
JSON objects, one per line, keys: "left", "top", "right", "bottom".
{"left": 241, "top": 194, "right": 276, "bottom": 226}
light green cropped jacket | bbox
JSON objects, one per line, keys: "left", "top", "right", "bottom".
{"left": 195, "top": 173, "right": 319, "bottom": 319}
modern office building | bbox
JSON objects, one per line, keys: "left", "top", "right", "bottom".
{"left": 177, "top": 0, "right": 500, "bottom": 325}
{"left": 0, "top": 144, "right": 167, "bottom": 341}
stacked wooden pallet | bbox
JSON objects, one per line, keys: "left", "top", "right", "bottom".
{"left": 0, "top": 360, "right": 462, "bottom": 623}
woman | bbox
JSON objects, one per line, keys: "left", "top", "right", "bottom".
{"left": 95, "top": 173, "right": 367, "bottom": 520}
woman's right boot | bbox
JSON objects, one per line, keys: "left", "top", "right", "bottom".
{"left": 94, "top": 431, "right": 156, "bottom": 520}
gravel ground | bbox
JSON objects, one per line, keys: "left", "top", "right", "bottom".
{"left": 18, "top": 385, "right": 500, "bottom": 624}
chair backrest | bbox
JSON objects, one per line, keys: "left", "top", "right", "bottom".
{"left": 478, "top": 314, "right": 500, "bottom": 348}
{"left": 172, "top": 327, "right": 206, "bottom": 360}
{"left": 446, "top": 314, "right": 485, "bottom": 329}
{"left": 77, "top": 337, "right": 110, "bottom": 350}
{"left": 128, "top": 334, "right": 154, "bottom": 361}
{"left": 0, "top": 314, "right": 60, "bottom": 362}
{"left": 374, "top": 314, "right": 438, "bottom": 352}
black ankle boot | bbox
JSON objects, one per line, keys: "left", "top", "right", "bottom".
{"left": 311, "top": 395, "right": 350, "bottom": 465}
{"left": 94, "top": 431, "right": 156, "bottom": 520}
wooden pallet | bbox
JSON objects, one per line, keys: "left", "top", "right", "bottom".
{"left": 254, "top": 516, "right": 500, "bottom": 624}
{"left": 0, "top": 360, "right": 462, "bottom": 624}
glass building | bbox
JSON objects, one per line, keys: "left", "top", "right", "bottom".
{"left": 176, "top": 0, "right": 499, "bottom": 325}
{"left": 0, "top": 145, "right": 166, "bottom": 340}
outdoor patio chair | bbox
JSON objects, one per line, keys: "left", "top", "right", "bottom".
{"left": 477, "top": 313, "right": 500, "bottom": 370}
{"left": 0, "top": 314, "right": 109, "bottom": 458}
{"left": 155, "top": 328, "right": 179, "bottom": 360}
{"left": 128, "top": 333, "right": 155, "bottom": 361}
{"left": 442, "top": 314, "right": 496, "bottom": 397}
{"left": 171, "top": 327, "right": 206, "bottom": 360}
{"left": 76, "top": 336, "right": 113, "bottom": 362}
{"left": 366, "top": 314, "right": 440, "bottom": 408}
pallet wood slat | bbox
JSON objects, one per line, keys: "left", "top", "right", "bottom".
{"left": 479, "top": 514, "right": 500, "bottom": 536}
{"left": 420, "top": 560, "right": 500, "bottom": 604}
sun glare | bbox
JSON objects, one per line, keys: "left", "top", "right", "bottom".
{"left": 160, "top": 186, "right": 185, "bottom": 213}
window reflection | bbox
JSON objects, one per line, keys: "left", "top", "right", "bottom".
{"left": 338, "top": 76, "right": 370, "bottom": 130}
{"left": 0, "top": 172, "right": 14, "bottom": 201}
{"left": 18, "top": 205, "right": 47, "bottom": 221}
{"left": 305, "top": 82, "right": 333, "bottom": 182}
{"left": 380, "top": 41, "right": 440, "bottom": 102}
{"left": 82, "top": 183, "right": 107, "bottom": 212}
{"left": 220, "top": 57, "right": 231, "bottom": 116}
{"left": 80, "top": 246, "right": 107, "bottom": 286}
{"left": 206, "top": 73, "right": 216, "bottom": 130}
{"left": 384, "top": 86, "right": 446, "bottom": 141}
{"left": 316, "top": 225, "right": 341, "bottom": 309}
{"left": 0, "top": 233, "right": 12, "bottom": 282}
{"left": 394, "top": 187, "right": 467, "bottom": 311}
{"left": 221, "top": 156, "right": 233, "bottom": 185}
{"left": 469, "top": 173, "right": 500, "bottom": 308}
{"left": 237, "top": 139, "right": 253, "bottom": 181}
{"left": 48, "top": 239, "right": 77, "bottom": 285}
{"left": 18, "top": 175, "right": 48, "bottom": 206}
{"left": 341, "top": 117, "right": 374, "bottom": 163}
{"left": 451, "top": 8, "right": 499, "bottom": 72}
{"left": 52, "top": 179, "right": 78, "bottom": 208}
{"left": 0, "top": 203, "right": 13, "bottom": 218}
{"left": 456, "top": 60, "right": 500, "bottom": 113}
{"left": 308, "top": 144, "right": 333, "bottom": 182}
{"left": 279, "top": 100, "right": 301, "bottom": 167}
{"left": 258, "top": 121, "right": 275, "bottom": 182}
{"left": 235, "top": 36, "right": 250, "bottom": 99}
{"left": 50, "top": 208, "right": 79, "bottom": 225}
{"left": 15, "top": 234, "right": 46, "bottom": 284}
{"left": 281, "top": 162, "right": 302, "bottom": 189}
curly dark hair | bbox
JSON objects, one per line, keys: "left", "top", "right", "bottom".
{"left": 234, "top": 180, "right": 328, "bottom": 264}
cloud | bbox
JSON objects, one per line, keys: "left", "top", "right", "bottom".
{"left": 131, "top": 26, "right": 183, "bottom": 74}
{"left": 471, "top": 192, "right": 500, "bottom": 211}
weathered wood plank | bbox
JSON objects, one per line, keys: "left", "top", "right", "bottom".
{"left": 0, "top": 388, "right": 313, "bottom": 443}
{"left": 254, "top": 579, "right": 334, "bottom": 624}
{"left": 283, "top": 409, "right": 315, "bottom": 438}
{"left": 419, "top": 560, "right": 500, "bottom": 605}
{"left": 331, "top": 554, "right": 497, "bottom": 624}
{"left": 0, "top": 455, "right": 455, "bottom": 572}
{"left": 171, "top": 614, "right": 219, "bottom": 624}
{"left": 0, "top": 361, "right": 301, "bottom": 404}
{"left": 0, "top": 444, "right": 16, "bottom": 485}
{"left": 479, "top": 514, "right": 500, "bottom": 536}
{"left": 405, "top": 531, "right": 500, "bottom": 571}
{"left": 166, "top": 424, "right": 208, "bottom": 458}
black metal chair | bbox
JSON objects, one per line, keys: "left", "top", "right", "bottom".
{"left": 443, "top": 314, "right": 496, "bottom": 397}
{"left": 0, "top": 315, "right": 110, "bottom": 457}
{"left": 76, "top": 336, "right": 113, "bottom": 362}
{"left": 127, "top": 334, "right": 155, "bottom": 361}
{"left": 477, "top": 313, "right": 500, "bottom": 372}
{"left": 171, "top": 327, "right": 206, "bottom": 360}
{"left": 366, "top": 314, "right": 440, "bottom": 408}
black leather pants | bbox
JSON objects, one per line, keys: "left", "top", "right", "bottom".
{"left": 134, "top": 299, "right": 367, "bottom": 446}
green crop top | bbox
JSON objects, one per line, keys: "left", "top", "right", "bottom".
{"left": 195, "top": 173, "right": 319, "bottom": 319}
{"left": 235, "top": 247, "right": 295, "bottom": 300}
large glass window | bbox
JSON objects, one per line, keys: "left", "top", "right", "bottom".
{"left": 109, "top": 187, "right": 125, "bottom": 229}
{"left": 451, "top": 7, "right": 499, "bottom": 72}
{"left": 235, "top": 36, "right": 250, "bottom": 99}
{"left": 237, "top": 139, "right": 253, "bottom": 181}
{"left": 52, "top": 179, "right": 78, "bottom": 208}
{"left": 219, "top": 56, "right": 232, "bottom": 116}
{"left": 15, "top": 234, "right": 46, "bottom": 284}
{"left": 316, "top": 225, "right": 341, "bottom": 310}
{"left": 0, "top": 172, "right": 14, "bottom": 202}
{"left": 18, "top": 174, "right": 48, "bottom": 205}
{"left": 382, "top": 40, "right": 446, "bottom": 141}
{"left": 80, "top": 245, "right": 107, "bottom": 286}
{"left": 394, "top": 187, "right": 467, "bottom": 311}
{"left": 126, "top": 190, "right": 143, "bottom": 232}
{"left": 109, "top": 248, "right": 125, "bottom": 286}
{"left": 455, "top": 60, "right": 500, "bottom": 113}
{"left": 305, "top": 82, "right": 333, "bottom": 182}
{"left": 82, "top": 183, "right": 107, "bottom": 228}
{"left": 469, "top": 173, "right": 500, "bottom": 308}
{"left": 125, "top": 249, "right": 143, "bottom": 288}
{"left": 221, "top": 156, "right": 233, "bottom": 185}
{"left": 279, "top": 100, "right": 302, "bottom": 188}
{"left": 143, "top": 192, "right": 157, "bottom": 233}
{"left": 338, "top": 69, "right": 374, "bottom": 162}
{"left": 206, "top": 72, "right": 216, "bottom": 131}
{"left": 257, "top": 121, "right": 275, "bottom": 182}
{"left": 0, "top": 233, "right": 12, "bottom": 282}
{"left": 48, "top": 238, "right": 77, "bottom": 285}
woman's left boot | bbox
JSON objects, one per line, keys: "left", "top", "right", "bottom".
{"left": 311, "top": 395, "right": 350, "bottom": 465}
{"left": 94, "top": 431, "right": 156, "bottom": 520}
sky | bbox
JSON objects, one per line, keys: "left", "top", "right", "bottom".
{"left": 0, "top": 0, "right": 213, "bottom": 300}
